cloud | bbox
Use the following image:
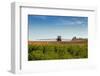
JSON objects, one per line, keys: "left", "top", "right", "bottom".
{"left": 57, "top": 17, "right": 87, "bottom": 26}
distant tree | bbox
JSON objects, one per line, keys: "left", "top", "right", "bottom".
{"left": 72, "top": 36, "right": 77, "bottom": 40}
{"left": 57, "top": 36, "right": 62, "bottom": 41}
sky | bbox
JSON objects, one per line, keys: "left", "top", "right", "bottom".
{"left": 28, "top": 15, "right": 88, "bottom": 41}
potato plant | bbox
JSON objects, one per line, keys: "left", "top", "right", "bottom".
{"left": 28, "top": 42, "right": 88, "bottom": 60}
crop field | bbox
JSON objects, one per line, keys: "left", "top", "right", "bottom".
{"left": 28, "top": 40, "right": 88, "bottom": 61}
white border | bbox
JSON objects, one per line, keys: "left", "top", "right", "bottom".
{"left": 11, "top": 2, "right": 96, "bottom": 74}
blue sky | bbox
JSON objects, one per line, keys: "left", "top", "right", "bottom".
{"left": 28, "top": 15, "right": 88, "bottom": 41}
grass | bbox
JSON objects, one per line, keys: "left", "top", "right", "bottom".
{"left": 28, "top": 41, "right": 88, "bottom": 61}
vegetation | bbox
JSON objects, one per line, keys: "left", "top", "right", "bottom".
{"left": 28, "top": 40, "right": 88, "bottom": 61}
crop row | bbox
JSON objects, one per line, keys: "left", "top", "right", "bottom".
{"left": 28, "top": 44, "right": 88, "bottom": 60}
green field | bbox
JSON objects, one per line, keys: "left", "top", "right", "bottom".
{"left": 28, "top": 40, "right": 88, "bottom": 61}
